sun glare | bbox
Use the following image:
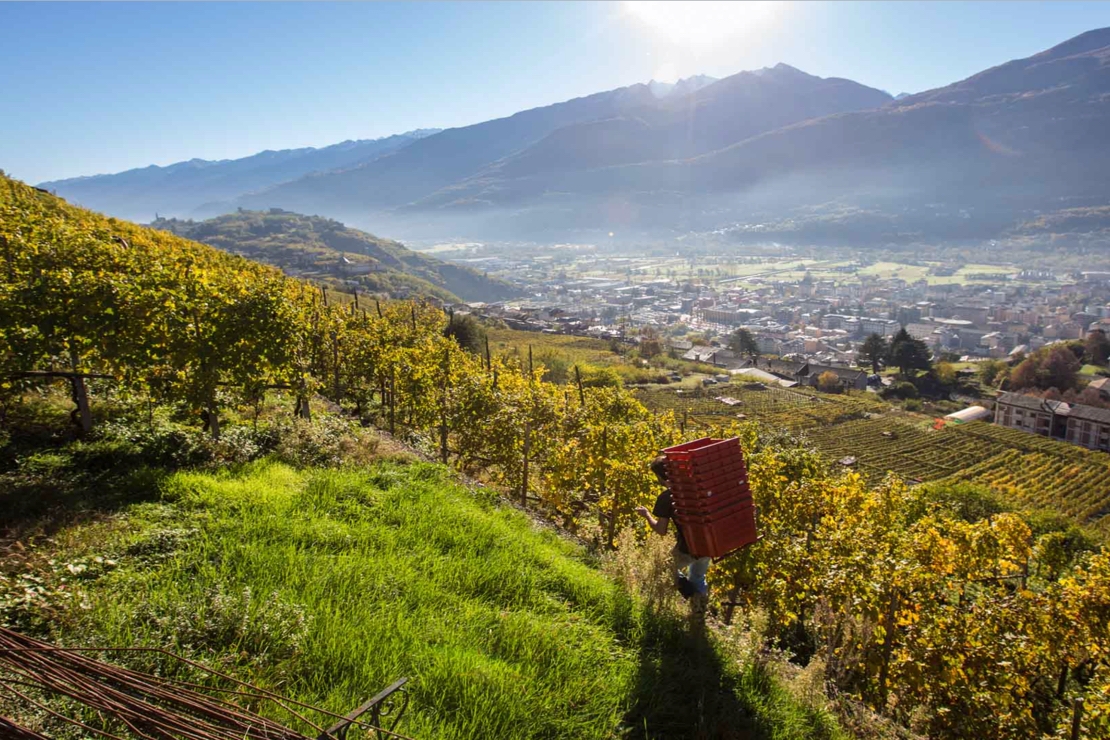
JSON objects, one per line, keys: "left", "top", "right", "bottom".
{"left": 623, "top": 1, "right": 779, "bottom": 49}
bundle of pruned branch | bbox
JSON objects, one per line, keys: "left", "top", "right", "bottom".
{"left": 0, "top": 626, "right": 411, "bottom": 740}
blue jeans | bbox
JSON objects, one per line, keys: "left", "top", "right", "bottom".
{"left": 674, "top": 548, "right": 711, "bottom": 595}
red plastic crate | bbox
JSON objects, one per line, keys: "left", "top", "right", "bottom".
{"left": 664, "top": 441, "right": 741, "bottom": 472}
{"left": 663, "top": 438, "right": 745, "bottom": 470}
{"left": 670, "top": 466, "right": 748, "bottom": 493}
{"left": 664, "top": 438, "right": 749, "bottom": 500}
{"left": 672, "top": 492, "right": 751, "bottom": 512}
{"left": 672, "top": 483, "right": 751, "bottom": 511}
{"left": 676, "top": 498, "right": 754, "bottom": 524}
{"left": 671, "top": 486, "right": 747, "bottom": 504}
{"left": 663, "top": 438, "right": 758, "bottom": 558}
{"left": 679, "top": 504, "right": 758, "bottom": 559}
{"left": 662, "top": 437, "right": 735, "bottom": 460}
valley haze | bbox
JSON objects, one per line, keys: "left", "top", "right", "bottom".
{"left": 37, "top": 27, "right": 1110, "bottom": 249}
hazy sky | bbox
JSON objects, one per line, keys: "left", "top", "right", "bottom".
{"left": 2, "top": 1, "right": 1108, "bottom": 184}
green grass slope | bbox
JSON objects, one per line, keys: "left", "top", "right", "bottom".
{"left": 151, "top": 210, "right": 519, "bottom": 303}
{"left": 2, "top": 448, "right": 841, "bottom": 740}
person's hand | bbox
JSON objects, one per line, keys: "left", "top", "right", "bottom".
{"left": 634, "top": 506, "right": 650, "bottom": 519}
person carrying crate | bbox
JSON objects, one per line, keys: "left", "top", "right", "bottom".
{"left": 634, "top": 456, "right": 712, "bottom": 623}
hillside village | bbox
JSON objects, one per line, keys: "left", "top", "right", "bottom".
{"left": 458, "top": 252, "right": 1110, "bottom": 362}
{"left": 447, "top": 249, "right": 1110, "bottom": 453}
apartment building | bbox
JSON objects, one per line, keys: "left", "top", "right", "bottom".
{"left": 994, "top": 392, "right": 1069, "bottom": 438}
{"left": 1065, "top": 405, "right": 1110, "bottom": 452}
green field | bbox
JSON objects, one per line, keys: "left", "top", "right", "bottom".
{"left": 0, "top": 444, "right": 841, "bottom": 740}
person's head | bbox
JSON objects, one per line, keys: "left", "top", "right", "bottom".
{"left": 650, "top": 455, "right": 668, "bottom": 485}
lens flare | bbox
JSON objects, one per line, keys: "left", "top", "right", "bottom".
{"left": 623, "top": 1, "right": 780, "bottom": 48}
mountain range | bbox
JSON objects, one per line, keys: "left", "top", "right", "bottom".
{"left": 39, "top": 130, "right": 439, "bottom": 224}
{"left": 39, "top": 27, "right": 1110, "bottom": 247}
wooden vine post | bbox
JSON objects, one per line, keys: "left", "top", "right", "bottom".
{"left": 722, "top": 580, "right": 742, "bottom": 625}
{"left": 604, "top": 427, "right": 621, "bottom": 549}
{"left": 575, "top": 365, "right": 585, "bottom": 406}
{"left": 1070, "top": 697, "right": 1084, "bottom": 740}
{"left": 598, "top": 425, "right": 609, "bottom": 541}
{"left": 331, "top": 329, "right": 341, "bottom": 401}
{"left": 521, "top": 420, "right": 531, "bottom": 506}
{"left": 876, "top": 587, "right": 900, "bottom": 710}
{"left": 388, "top": 365, "right": 396, "bottom": 435}
{"left": 440, "top": 347, "right": 450, "bottom": 464}
{"left": 68, "top": 348, "right": 92, "bottom": 434}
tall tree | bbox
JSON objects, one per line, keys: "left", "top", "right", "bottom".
{"left": 728, "top": 327, "right": 760, "bottom": 359}
{"left": 1009, "top": 345, "right": 1081, "bottom": 392}
{"left": 887, "top": 328, "right": 931, "bottom": 378}
{"left": 978, "top": 359, "right": 1008, "bottom": 387}
{"left": 1086, "top": 329, "right": 1110, "bottom": 366}
{"left": 1010, "top": 357, "right": 1040, "bottom": 390}
{"left": 1043, "top": 346, "right": 1080, "bottom": 391}
{"left": 444, "top": 313, "right": 486, "bottom": 354}
{"left": 639, "top": 327, "right": 663, "bottom": 359}
{"left": 859, "top": 333, "right": 888, "bottom": 374}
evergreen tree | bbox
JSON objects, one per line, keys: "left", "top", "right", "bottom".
{"left": 859, "top": 333, "right": 888, "bottom": 374}
{"left": 887, "top": 328, "right": 931, "bottom": 378}
{"left": 728, "top": 327, "right": 760, "bottom": 359}
{"left": 1086, "top": 329, "right": 1110, "bottom": 366}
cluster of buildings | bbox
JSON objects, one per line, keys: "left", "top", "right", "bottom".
{"left": 464, "top": 257, "right": 1110, "bottom": 376}
{"left": 994, "top": 386, "right": 1110, "bottom": 452}
{"left": 452, "top": 250, "right": 1110, "bottom": 454}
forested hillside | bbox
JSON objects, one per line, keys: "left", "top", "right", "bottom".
{"left": 2, "top": 174, "right": 1109, "bottom": 739}
{"left": 150, "top": 209, "right": 518, "bottom": 303}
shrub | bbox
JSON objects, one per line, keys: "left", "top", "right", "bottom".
{"left": 580, "top": 365, "right": 624, "bottom": 388}
{"left": 267, "top": 415, "right": 381, "bottom": 468}
{"left": 816, "top": 371, "right": 841, "bottom": 393}
{"left": 97, "top": 418, "right": 264, "bottom": 468}
{"left": 95, "top": 411, "right": 381, "bottom": 470}
{"left": 444, "top": 313, "right": 487, "bottom": 354}
{"left": 907, "top": 482, "right": 1010, "bottom": 523}
{"left": 131, "top": 585, "right": 311, "bottom": 665}
{"left": 880, "top": 381, "right": 918, "bottom": 400}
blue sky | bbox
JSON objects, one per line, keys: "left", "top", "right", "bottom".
{"left": 2, "top": 1, "right": 1108, "bottom": 184}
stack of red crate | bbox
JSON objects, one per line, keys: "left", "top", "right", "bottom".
{"left": 662, "top": 437, "right": 758, "bottom": 559}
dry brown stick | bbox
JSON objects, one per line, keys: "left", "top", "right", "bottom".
{"left": 0, "top": 632, "right": 414, "bottom": 740}
{"left": 0, "top": 684, "right": 133, "bottom": 740}
{"left": 0, "top": 639, "right": 321, "bottom": 736}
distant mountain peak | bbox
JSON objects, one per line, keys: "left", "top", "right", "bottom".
{"left": 39, "top": 128, "right": 442, "bottom": 222}
{"left": 1038, "top": 25, "right": 1110, "bottom": 60}
{"left": 648, "top": 74, "right": 717, "bottom": 99}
